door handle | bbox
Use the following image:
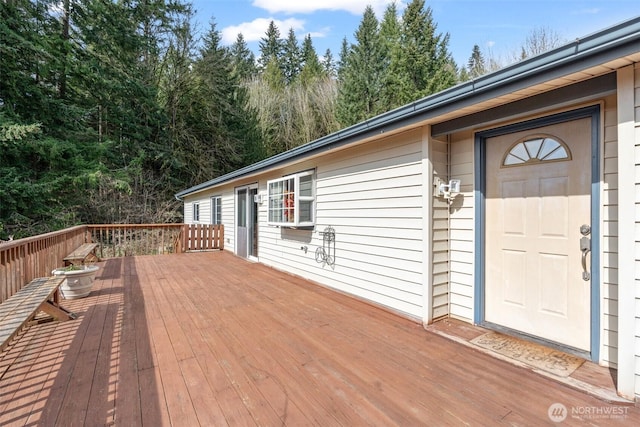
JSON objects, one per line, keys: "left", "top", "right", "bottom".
{"left": 581, "top": 245, "right": 590, "bottom": 281}
{"left": 580, "top": 224, "right": 591, "bottom": 281}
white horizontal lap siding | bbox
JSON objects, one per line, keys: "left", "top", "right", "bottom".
{"left": 184, "top": 201, "right": 193, "bottom": 224}
{"left": 431, "top": 136, "right": 449, "bottom": 319}
{"left": 221, "top": 188, "right": 235, "bottom": 252}
{"left": 448, "top": 131, "right": 475, "bottom": 322}
{"left": 602, "top": 94, "right": 619, "bottom": 368}
{"left": 201, "top": 201, "right": 211, "bottom": 223}
{"left": 184, "top": 195, "right": 211, "bottom": 224}
{"left": 258, "top": 128, "right": 426, "bottom": 319}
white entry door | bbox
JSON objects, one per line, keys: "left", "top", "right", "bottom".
{"left": 485, "top": 117, "right": 592, "bottom": 351}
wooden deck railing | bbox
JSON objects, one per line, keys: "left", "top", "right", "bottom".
{"left": 1, "top": 223, "right": 224, "bottom": 304}
{"left": 87, "top": 224, "right": 185, "bottom": 258}
{"left": 180, "top": 224, "right": 224, "bottom": 252}
{"left": 0, "top": 226, "right": 88, "bottom": 304}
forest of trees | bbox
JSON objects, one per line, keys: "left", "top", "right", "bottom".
{"left": 0, "top": 0, "right": 563, "bottom": 239}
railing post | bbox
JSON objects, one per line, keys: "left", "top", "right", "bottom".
{"left": 181, "top": 224, "right": 189, "bottom": 253}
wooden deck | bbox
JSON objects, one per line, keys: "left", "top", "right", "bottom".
{"left": 1, "top": 251, "right": 638, "bottom": 426}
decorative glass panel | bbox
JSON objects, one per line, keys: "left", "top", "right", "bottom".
{"left": 524, "top": 138, "right": 544, "bottom": 158}
{"left": 502, "top": 135, "right": 571, "bottom": 167}
{"left": 510, "top": 143, "right": 529, "bottom": 162}
{"left": 544, "top": 146, "right": 568, "bottom": 160}
{"left": 538, "top": 138, "right": 558, "bottom": 159}
{"left": 504, "top": 154, "right": 523, "bottom": 166}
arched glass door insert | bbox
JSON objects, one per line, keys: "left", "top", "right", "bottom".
{"left": 502, "top": 135, "right": 571, "bottom": 167}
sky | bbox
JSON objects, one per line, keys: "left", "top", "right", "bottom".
{"left": 189, "top": 0, "right": 640, "bottom": 67}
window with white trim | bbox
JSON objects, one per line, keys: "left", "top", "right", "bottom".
{"left": 192, "top": 202, "right": 200, "bottom": 222}
{"left": 267, "top": 170, "right": 315, "bottom": 227}
{"left": 211, "top": 196, "right": 222, "bottom": 225}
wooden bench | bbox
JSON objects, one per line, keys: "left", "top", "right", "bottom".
{"left": 0, "top": 277, "right": 76, "bottom": 353}
{"left": 64, "top": 242, "right": 99, "bottom": 266}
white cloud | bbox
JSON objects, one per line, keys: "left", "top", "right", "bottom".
{"left": 221, "top": 17, "right": 307, "bottom": 45}
{"left": 308, "top": 27, "right": 332, "bottom": 39}
{"left": 573, "top": 8, "right": 600, "bottom": 15}
{"left": 252, "top": 0, "right": 400, "bottom": 16}
{"left": 486, "top": 41, "right": 495, "bottom": 48}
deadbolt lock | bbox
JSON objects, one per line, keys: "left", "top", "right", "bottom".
{"left": 580, "top": 224, "right": 591, "bottom": 236}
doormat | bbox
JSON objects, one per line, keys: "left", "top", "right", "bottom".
{"left": 470, "top": 332, "right": 584, "bottom": 377}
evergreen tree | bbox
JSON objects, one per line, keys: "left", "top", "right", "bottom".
{"left": 0, "top": 0, "right": 197, "bottom": 232}
{"left": 0, "top": 0, "right": 62, "bottom": 126}
{"left": 379, "top": 1, "right": 401, "bottom": 62}
{"left": 57, "top": 0, "right": 71, "bottom": 101}
{"left": 190, "top": 20, "right": 262, "bottom": 178}
{"left": 378, "top": 1, "right": 401, "bottom": 108}
{"left": 0, "top": 111, "right": 103, "bottom": 237}
{"left": 0, "top": 0, "right": 105, "bottom": 234}
{"left": 322, "top": 48, "right": 336, "bottom": 78}
{"left": 70, "top": 0, "right": 189, "bottom": 223}
{"left": 336, "top": 6, "right": 385, "bottom": 127}
{"left": 467, "top": 44, "right": 486, "bottom": 78}
{"left": 71, "top": 0, "right": 162, "bottom": 153}
{"left": 458, "top": 67, "right": 471, "bottom": 82}
{"left": 247, "top": 32, "right": 339, "bottom": 157}
{"left": 258, "top": 20, "right": 283, "bottom": 71}
{"left": 299, "top": 34, "right": 323, "bottom": 85}
{"left": 337, "top": 37, "right": 349, "bottom": 78}
{"left": 157, "top": 14, "right": 199, "bottom": 181}
{"left": 385, "top": 0, "right": 457, "bottom": 108}
{"left": 263, "top": 56, "right": 286, "bottom": 91}
{"left": 229, "top": 33, "right": 256, "bottom": 80}
{"left": 282, "top": 28, "right": 301, "bottom": 84}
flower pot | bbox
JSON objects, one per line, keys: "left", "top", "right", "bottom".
{"left": 52, "top": 264, "right": 99, "bottom": 299}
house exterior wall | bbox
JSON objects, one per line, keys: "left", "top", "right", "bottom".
{"left": 179, "top": 63, "right": 640, "bottom": 400}
{"left": 258, "top": 128, "right": 426, "bottom": 319}
{"left": 184, "top": 128, "right": 428, "bottom": 320}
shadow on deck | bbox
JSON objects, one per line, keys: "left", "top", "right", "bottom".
{"left": 1, "top": 251, "right": 638, "bottom": 425}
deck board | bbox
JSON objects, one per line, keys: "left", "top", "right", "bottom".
{"left": 1, "top": 251, "right": 639, "bottom": 426}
